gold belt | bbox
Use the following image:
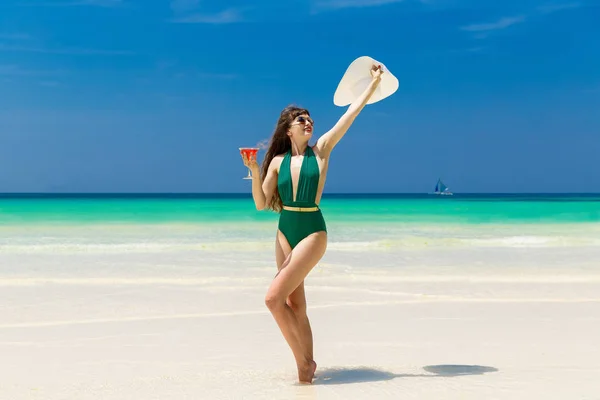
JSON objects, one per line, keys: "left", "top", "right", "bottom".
{"left": 282, "top": 206, "right": 319, "bottom": 212}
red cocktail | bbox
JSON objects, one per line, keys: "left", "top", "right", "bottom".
{"left": 239, "top": 147, "right": 259, "bottom": 179}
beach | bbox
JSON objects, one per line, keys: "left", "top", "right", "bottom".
{"left": 1, "top": 194, "right": 599, "bottom": 399}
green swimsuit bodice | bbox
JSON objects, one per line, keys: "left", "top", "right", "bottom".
{"left": 277, "top": 146, "right": 320, "bottom": 207}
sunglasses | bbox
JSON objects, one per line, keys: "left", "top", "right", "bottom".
{"left": 291, "top": 116, "right": 314, "bottom": 126}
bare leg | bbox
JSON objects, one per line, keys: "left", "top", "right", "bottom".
{"left": 276, "top": 234, "right": 316, "bottom": 376}
{"left": 267, "top": 231, "right": 327, "bottom": 383}
{"left": 287, "top": 282, "right": 314, "bottom": 365}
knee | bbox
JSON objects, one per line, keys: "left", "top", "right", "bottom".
{"left": 265, "top": 293, "right": 284, "bottom": 312}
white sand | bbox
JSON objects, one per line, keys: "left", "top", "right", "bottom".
{"left": 1, "top": 237, "right": 600, "bottom": 399}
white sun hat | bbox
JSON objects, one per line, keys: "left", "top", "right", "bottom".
{"left": 333, "top": 56, "right": 399, "bottom": 107}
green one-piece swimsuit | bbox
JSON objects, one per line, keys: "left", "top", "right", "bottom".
{"left": 277, "top": 146, "right": 327, "bottom": 249}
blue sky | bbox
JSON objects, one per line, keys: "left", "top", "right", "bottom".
{"left": 0, "top": 0, "right": 598, "bottom": 193}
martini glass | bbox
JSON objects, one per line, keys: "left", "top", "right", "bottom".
{"left": 239, "top": 147, "right": 259, "bottom": 180}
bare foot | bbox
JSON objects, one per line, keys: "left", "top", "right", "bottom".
{"left": 298, "top": 360, "right": 317, "bottom": 384}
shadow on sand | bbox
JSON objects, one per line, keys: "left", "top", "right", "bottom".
{"left": 313, "top": 364, "right": 498, "bottom": 385}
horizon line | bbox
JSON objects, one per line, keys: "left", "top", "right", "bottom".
{"left": 1, "top": 192, "right": 599, "bottom": 196}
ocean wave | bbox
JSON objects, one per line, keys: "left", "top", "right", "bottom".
{"left": 1, "top": 234, "right": 599, "bottom": 254}
{"left": 372, "top": 235, "right": 600, "bottom": 249}
{"left": 0, "top": 241, "right": 273, "bottom": 254}
{"left": 0, "top": 277, "right": 265, "bottom": 287}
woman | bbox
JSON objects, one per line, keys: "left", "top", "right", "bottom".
{"left": 241, "top": 63, "right": 384, "bottom": 384}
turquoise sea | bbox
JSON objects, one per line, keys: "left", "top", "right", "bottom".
{"left": 2, "top": 193, "right": 600, "bottom": 255}
{"left": 1, "top": 193, "right": 599, "bottom": 225}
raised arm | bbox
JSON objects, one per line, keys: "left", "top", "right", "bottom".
{"left": 316, "top": 65, "right": 383, "bottom": 157}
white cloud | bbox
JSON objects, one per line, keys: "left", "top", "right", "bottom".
{"left": 537, "top": 2, "right": 582, "bottom": 14}
{"left": 0, "top": 44, "right": 134, "bottom": 55}
{"left": 19, "top": 0, "right": 124, "bottom": 6}
{"left": 460, "top": 15, "right": 526, "bottom": 32}
{"left": 171, "top": 8, "right": 244, "bottom": 24}
{"left": 313, "top": 0, "right": 405, "bottom": 11}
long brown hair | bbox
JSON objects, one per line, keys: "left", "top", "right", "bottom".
{"left": 261, "top": 105, "right": 310, "bottom": 213}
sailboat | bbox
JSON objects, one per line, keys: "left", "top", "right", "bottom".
{"left": 432, "top": 178, "right": 453, "bottom": 196}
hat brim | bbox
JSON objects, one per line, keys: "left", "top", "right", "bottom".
{"left": 333, "top": 56, "right": 399, "bottom": 107}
